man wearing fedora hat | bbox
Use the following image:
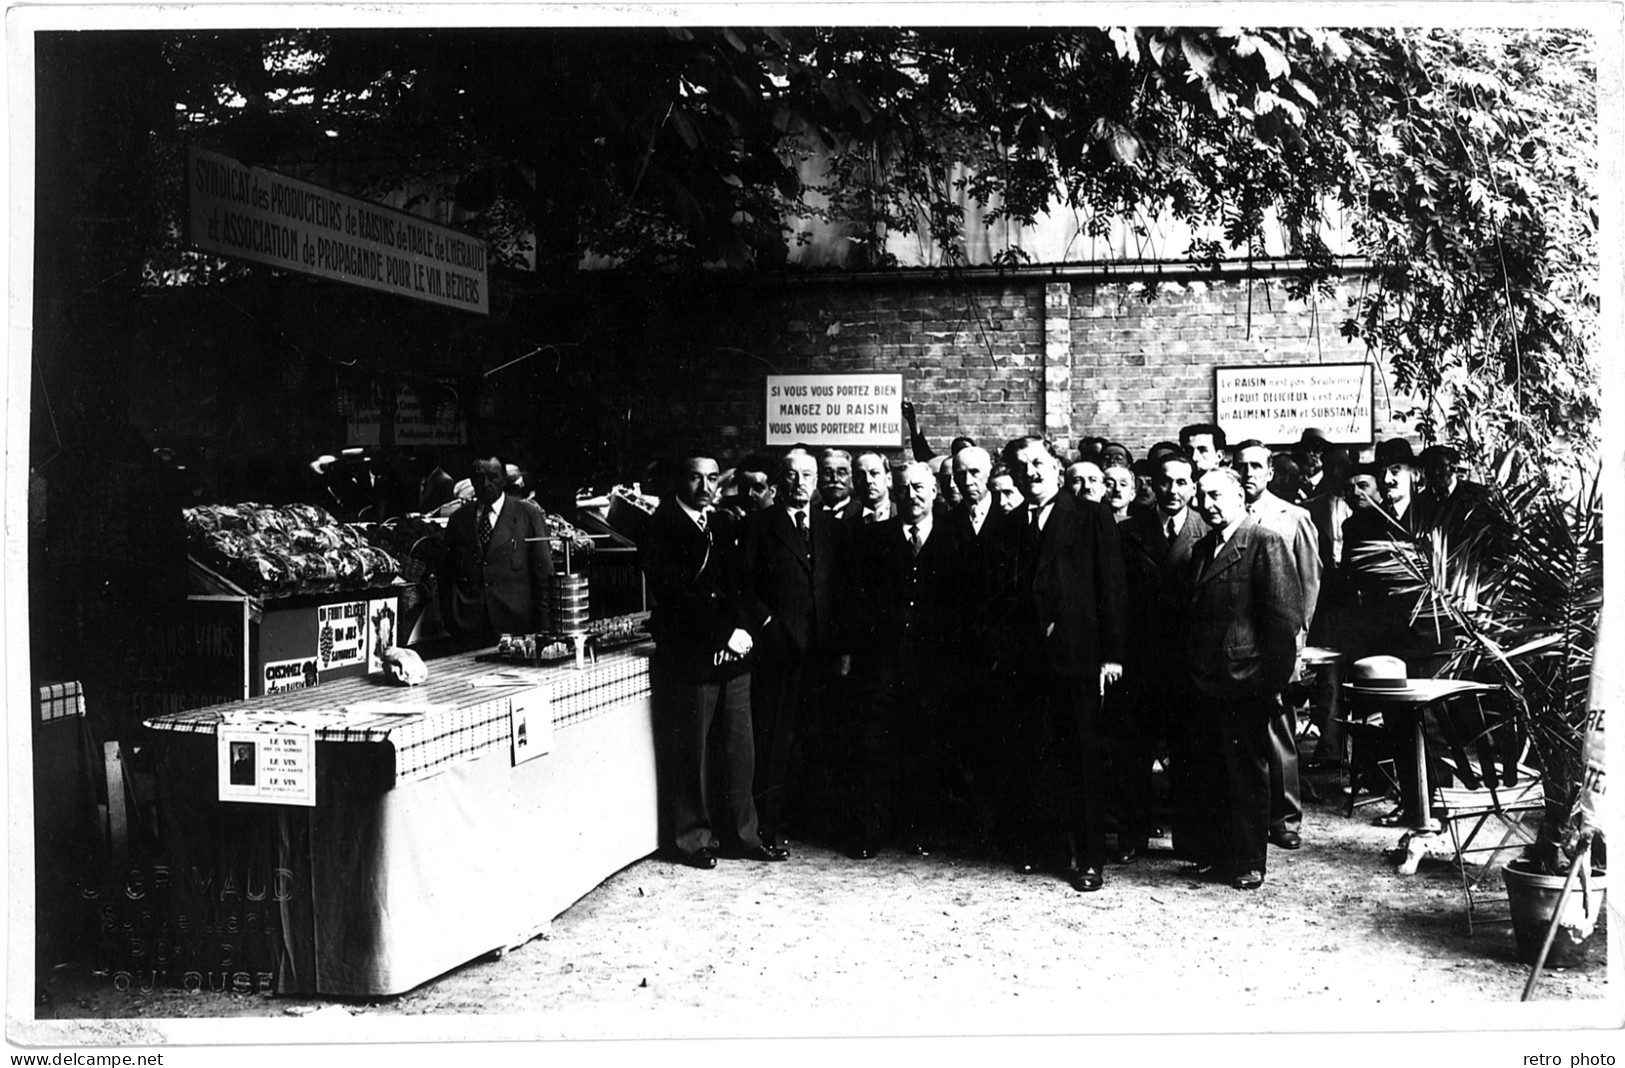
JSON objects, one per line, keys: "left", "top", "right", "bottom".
{"left": 1186, "top": 468, "right": 1304, "bottom": 890}
{"left": 1342, "top": 438, "right": 1455, "bottom": 829}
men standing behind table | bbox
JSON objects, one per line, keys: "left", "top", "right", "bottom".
{"left": 1230, "top": 439, "right": 1322, "bottom": 852}
{"left": 642, "top": 455, "right": 788, "bottom": 868}
{"left": 742, "top": 448, "right": 838, "bottom": 849}
{"left": 1112, "top": 454, "right": 1209, "bottom": 862}
{"left": 1186, "top": 468, "right": 1305, "bottom": 890}
{"left": 438, "top": 452, "right": 553, "bottom": 651}
{"left": 834, "top": 461, "right": 975, "bottom": 857}
{"left": 988, "top": 436, "right": 1127, "bottom": 892}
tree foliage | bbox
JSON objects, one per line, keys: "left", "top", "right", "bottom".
{"left": 114, "top": 25, "right": 1599, "bottom": 459}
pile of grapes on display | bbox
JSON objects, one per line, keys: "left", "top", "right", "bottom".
{"left": 185, "top": 502, "right": 402, "bottom": 598}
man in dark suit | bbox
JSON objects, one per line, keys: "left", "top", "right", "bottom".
{"left": 1186, "top": 467, "right": 1305, "bottom": 890}
{"left": 742, "top": 447, "right": 839, "bottom": 848}
{"left": 1111, "top": 454, "right": 1209, "bottom": 861}
{"left": 642, "top": 455, "right": 788, "bottom": 869}
{"left": 833, "top": 461, "right": 975, "bottom": 857}
{"left": 988, "top": 435, "right": 1128, "bottom": 892}
{"left": 438, "top": 452, "right": 553, "bottom": 650}
{"left": 848, "top": 449, "right": 895, "bottom": 527}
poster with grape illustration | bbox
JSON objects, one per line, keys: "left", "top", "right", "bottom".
{"left": 316, "top": 601, "right": 366, "bottom": 671}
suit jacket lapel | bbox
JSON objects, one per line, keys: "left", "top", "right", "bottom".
{"left": 771, "top": 506, "right": 812, "bottom": 571}
{"left": 1196, "top": 519, "right": 1248, "bottom": 586}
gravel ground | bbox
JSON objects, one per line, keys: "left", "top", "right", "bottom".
{"left": 25, "top": 768, "right": 1614, "bottom": 1047}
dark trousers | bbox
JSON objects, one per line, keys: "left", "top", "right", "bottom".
{"left": 1105, "top": 683, "right": 1167, "bottom": 848}
{"left": 655, "top": 664, "right": 760, "bottom": 856}
{"left": 1190, "top": 692, "right": 1275, "bottom": 875}
{"left": 750, "top": 650, "right": 810, "bottom": 844}
{"left": 1010, "top": 670, "right": 1108, "bottom": 869}
{"left": 840, "top": 650, "right": 958, "bottom": 849}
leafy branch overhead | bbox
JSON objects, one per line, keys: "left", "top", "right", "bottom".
{"left": 152, "top": 26, "right": 1597, "bottom": 457}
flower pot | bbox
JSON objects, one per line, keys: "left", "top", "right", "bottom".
{"left": 1502, "top": 858, "right": 1607, "bottom": 969}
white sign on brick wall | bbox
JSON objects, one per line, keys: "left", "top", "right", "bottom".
{"left": 1214, "top": 363, "right": 1374, "bottom": 445}
{"left": 764, "top": 373, "right": 905, "bottom": 448}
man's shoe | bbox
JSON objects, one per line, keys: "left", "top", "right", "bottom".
{"left": 678, "top": 848, "right": 718, "bottom": 870}
{"left": 909, "top": 842, "right": 932, "bottom": 858}
{"left": 1268, "top": 829, "right": 1302, "bottom": 850}
{"left": 848, "top": 845, "right": 877, "bottom": 861}
{"left": 1013, "top": 858, "right": 1041, "bottom": 875}
{"left": 1186, "top": 861, "right": 1219, "bottom": 879}
{"left": 726, "top": 843, "right": 789, "bottom": 862}
{"left": 1110, "top": 842, "right": 1143, "bottom": 865}
{"left": 1232, "top": 870, "right": 1265, "bottom": 891}
{"left": 1070, "top": 866, "right": 1105, "bottom": 892}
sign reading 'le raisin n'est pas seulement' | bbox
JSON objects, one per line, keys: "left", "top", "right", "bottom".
{"left": 764, "top": 373, "right": 905, "bottom": 448}
{"left": 1214, "top": 363, "right": 1375, "bottom": 445}
{"left": 187, "top": 146, "right": 489, "bottom": 315}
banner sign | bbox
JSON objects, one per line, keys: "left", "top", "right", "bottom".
{"left": 218, "top": 725, "right": 316, "bottom": 806}
{"left": 764, "top": 373, "right": 905, "bottom": 448}
{"left": 1213, "top": 363, "right": 1375, "bottom": 445}
{"left": 188, "top": 145, "right": 489, "bottom": 315}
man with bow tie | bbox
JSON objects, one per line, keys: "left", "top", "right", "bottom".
{"left": 987, "top": 436, "right": 1127, "bottom": 892}
{"left": 1186, "top": 468, "right": 1304, "bottom": 890}
{"left": 742, "top": 447, "right": 839, "bottom": 849}
{"left": 642, "top": 455, "right": 787, "bottom": 869}
{"left": 438, "top": 452, "right": 553, "bottom": 651}
{"left": 1111, "top": 454, "right": 1210, "bottom": 862}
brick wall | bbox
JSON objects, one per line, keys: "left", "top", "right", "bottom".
{"left": 617, "top": 270, "right": 1411, "bottom": 468}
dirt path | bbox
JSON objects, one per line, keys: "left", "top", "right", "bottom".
{"left": 31, "top": 772, "right": 1612, "bottom": 1041}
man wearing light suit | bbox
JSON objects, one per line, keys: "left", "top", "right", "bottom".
{"left": 988, "top": 436, "right": 1127, "bottom": 892}
{"left": 1112, "top": 454, "right": 1209, "bottom": 861}
{"left": 1231, "top": 440, "right": 1322, "bottom": 850}
{"left": 1186, "top": 467, "right": 1305, "bottom": 890}
{"left": 438, "top": 453, "right": 552, "bottom": 650}
{"left": 742, "top": 447, "right": 839, "bottom": 848}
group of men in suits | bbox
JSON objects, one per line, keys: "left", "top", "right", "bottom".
{"left": 638, "top": 427, "right": 1326, "bottom": 893}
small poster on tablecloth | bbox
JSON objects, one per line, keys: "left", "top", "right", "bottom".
{"left": 366, "top": 596, "right": 400, "bottom": 673}
{"left": 217, "top": 724, "right": 316, "bottom": 806}
{"left": 510, "top": 684, "right": 552, "bottom": 765}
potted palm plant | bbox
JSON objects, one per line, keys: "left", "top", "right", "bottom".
{"left": 1356, "top": 448, "right": 1605, "bottom": 966}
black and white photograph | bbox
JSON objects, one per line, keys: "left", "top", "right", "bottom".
{"left": 6, "top": 3, "right": 1620, "bottom": 1064}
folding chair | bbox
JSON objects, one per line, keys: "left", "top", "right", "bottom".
{"left": 1428, "top": 690, "right": 1545, "bottom": 934}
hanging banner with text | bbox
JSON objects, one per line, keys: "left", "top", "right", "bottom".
{"left": 764, "top": 373, "right": 905, "bottom": 448}
{"left": 1213, "top": 363, "right": 1375, "bottom": 445}
{"left": 187, "top": 145, "right": 489, "bottom": 315}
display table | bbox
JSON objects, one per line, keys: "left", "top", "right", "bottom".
{"left": 142, "top": 645, "right": 657, "bottom": 996}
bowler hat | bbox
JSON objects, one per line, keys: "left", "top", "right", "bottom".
{"left": 1343, "top": 655, "right": 1495, "bottom": 703}
{"left": 1296, "top": 428, "right": 1330, "bottom": 450}
{"left": 1373, "top": 438, "right": 1419, "bottom": 467}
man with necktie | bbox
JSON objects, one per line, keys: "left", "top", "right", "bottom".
{"left": 742, "top": 447, "right": 839, "bottom": 848}
{"left": 1186, "top": 467, "right": 1304, "bottom": 890}
{"left": 1231, "top": 439, "right": 1322, "bottom": 851}
{"left": 987, "top": 435, "right": 1127, "bottom": 892}
{"left": 642, "top": 454, "right": 787, "bottom": 868}
{"left": 1111, "top": 454, "right": 1209, "bottom": 861}
{"left": 833, "top": 461, "right": 975, "bottom": 857}
{"left": 437, "top": 452, "right": 552, "bottom": 651}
